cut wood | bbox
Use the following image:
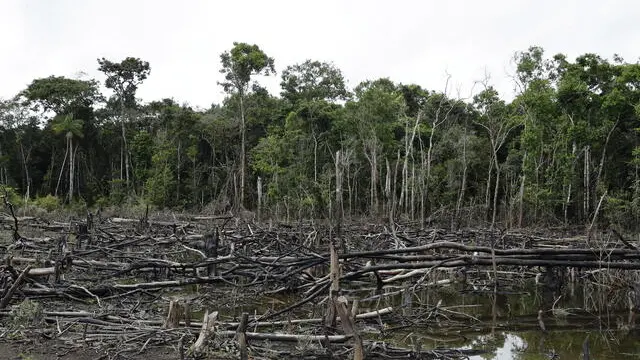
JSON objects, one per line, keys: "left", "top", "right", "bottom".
{"left": 190, "top": 310, "right": 218, "bottom": 354}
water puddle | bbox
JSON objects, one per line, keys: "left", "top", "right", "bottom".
{"left": 346, "top": 279, "right": 640, "bottom": 358}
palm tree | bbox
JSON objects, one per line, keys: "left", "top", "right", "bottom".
{"left": 52, "top": 114, "right": 84, "bottom": 202}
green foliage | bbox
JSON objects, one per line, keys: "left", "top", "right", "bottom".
{"left": 0, "top": 185, "right": 22, "bottom": 206}
{"left": 3, "top": 44, "right": 640, "bottom": 228}
{"left": 280, "top": 60, "right": 350, "bottom": 103}
{"left": 33, "top": 194, "right": 60, "bottom": 211}
{"left": 107, "top": 179, "right": 128, "bottom": 205}
{"left": 130, "top": 130, "right": 153, "bottom": 185}
{"left": 21, "top": 76, "right": 102, "bottom": 114}
{"left": 52, "top": 114, "right": 84, "bottom": 139}
{"left": 8, "top": 299, "right": 44, "bottom": 330}
{"left": 219, "top": 42, "right": 276, "bottom": 95}
{"left": 98, "top": 57, "right": 151, "bottom": 108}
{"left": 144, "top": 131, "right": 177, "bottom": 207}
{"left": 603, "top": 194, "right": 637, "bottom": 229}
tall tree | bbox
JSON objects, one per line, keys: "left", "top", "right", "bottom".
{"left": 219, "top": 42, "right": 275, "bottom": 209}
{"left": 344, "top": 79, "right": 404, "bottom": 216}
{"left": 21, "top": 76, "right": 101, "bottom": 115}
{"left": 473, "top": 85, "right": 520, "bottom": 228}
{"left": 280, "top": 60, "right": 350, "bottom": 104}
{"left": 0, "top": 98, "right": 40, "bottom": 196}
{"left": 52, "top": 114, "right": 83, "bottom": 202}
{"left": 97, "top": 57, "right": 151, "bottom": 190}
{"left": 21, "top": 76, "right": 101, "bottom": 198}
{"left": 511, "top": 46, "right": 569, "bottom": 225}
{"left": 280, "top": 60, "right": 349, "bottom": 185}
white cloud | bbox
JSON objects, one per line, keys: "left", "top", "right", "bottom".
{"left": 1, "top": 0, "right": 639, "bottom": 108}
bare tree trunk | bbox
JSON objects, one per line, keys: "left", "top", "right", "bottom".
{"left": 352, "top": 171, "right": 358, "bottom": 218}
{"left": 455, "top": 126, "right": 468, "bottom": 224}
{"left": 371, "top": 149, "right": 378, "bottom": 215}
{"left": 68, "top": 137, "right": 74, "bottom": 203}
{"left": 364, "top": 140, "right": 379, "bottom": 217}
{"left": 425, "top": 128, "right": 435, "bottom": 217}
{"left": 335, "top": 150, "right": 343, "bottom": 221}
{"left": 347, "top": 163, "right": 352, "bottom": 218}
{"left": 239, "top": 94, "right": 246, "bottom": 209}
{"left": 203, "top": 136, "right": 217, "bottom": 204}
{"left": 400, "top": 120, "right": 409, "bottom": 212}
{"left": 594, "top": 119, "right": 618, "bottom": 198}
{"left": 506, "top": 166, "right": 514, "bottom": 228}
{"left": 422, "top": 74, "right": 453, "bottom": 224}
{"left": 19, "top": 142, "right": 31, "bottom": 200}
{"left": 485, "top": 158, "right": 494, "bottom": 211}
{"left": 564, "top": 140, "right": 577, "bottom": 224}
{"left": 635, "top": 157, "right": 640, "bottom": 223}
{"left": 420, "top": 146, "right": 426, "bottom": 227}
{"left": 0, "top": 145, "right": 4, "bottom": 185}
{"left": 233, "top": 172, "right": 238, "bottom": 211}
{"left": 120, "top": 100, "right": 130, "bottom": 188}
{"left": 74, "top": 145, "right": 80, "bottom": 199}
{"left": 394, "top": 150, "right": 402, "bottom": 220}
{"left": 564, "top": 183, "right": 572, "bottom": 225}
{"left": 120, "top": 143, "right": 124, "bottom": 181}
{"left": 123, "top": 125, "right": 130, "bottom": 187}
{"left": 55, "top": 144, "right": 69, "bottom": 198}
{"left": 491, "top": 153, "right": 500, "bottom": 230}
{"left": 313, "top": 132, "right": 318, "bottom": 183}
{"left": 385, "top": 158, "right": 391, "bottom": 220}
{"left": 400, "top": 112, "right": 422, "bottom": 215}
{"left": 177, "top": 141, "right": 181, "bottom": 203}
{"left": 257, "top": 176, "right": 262, "bottom": 221}
{"left": 410, "top": 164, "right": 415, "bottom": 220}
{"left": 584, "top": 145, "right": 590, "bottom": 221}
{"left": 193, "top": 157, "right": 197, "bottom": 206}
{"left": 518, "top": 152, "right": 527, "bottom": 228}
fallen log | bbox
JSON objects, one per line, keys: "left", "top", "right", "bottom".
{"left": 337, "top": 241, "right": 640, "bottom": 259}
{"left": 20, "top": 275, "right": 231, "bottom": 298}
{"left": 0, "top": 265, "right": 31, "bottom": 309}
{"left": 341, "top": 256, "right": 640, "bottom": 281}
{"left": 6, "top": 306, "right": 394, "bottom": 329}
{"left": 28, "top": 267, "right": 56, "bottom": 276}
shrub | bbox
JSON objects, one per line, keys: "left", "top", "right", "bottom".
{"left": 0, "top": 185, "right": 23, "bottom": 206}
{"left": 33, "top": 194, "right": 60, "bottom": 212}
{"left": 8, "top": 299, "right": 44, "bottom": 330}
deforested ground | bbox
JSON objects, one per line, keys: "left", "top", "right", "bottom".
{"left": 1, "top": 209, "right": 640, "bottom": 360}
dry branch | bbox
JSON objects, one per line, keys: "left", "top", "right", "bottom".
{"left": 1, "top": 214, "right": 634, "bottom": 359}
{"left": 0, "top": 265, "right": 31, "bottom": 309}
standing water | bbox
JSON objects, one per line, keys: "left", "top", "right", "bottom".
{"left": 349, "top": 280, "right": 640, "bottom": 359}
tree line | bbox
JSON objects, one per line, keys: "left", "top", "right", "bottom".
{"left": 1, "top": 43, "right": 640, "bottom": 229}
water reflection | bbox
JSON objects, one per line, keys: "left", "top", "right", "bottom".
{"left": 467, "top": 333, "right": 524, "bottom": 360}
{"left": 354, "top": 281, "right": 640, "bottom": 359}
{"left": 463, "top": 329, "right": 640, "bottom": 359}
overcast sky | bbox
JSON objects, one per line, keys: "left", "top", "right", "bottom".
{"left": 1, "top": 0, "right": 639, "bottom": 109}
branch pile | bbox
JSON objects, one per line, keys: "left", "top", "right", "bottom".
{"left": 0, "top": 212, "right": 636, "bottom": 359}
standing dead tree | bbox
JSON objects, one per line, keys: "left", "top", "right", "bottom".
{"left": 473, "top": 75, "right": 521, "bottom": 229}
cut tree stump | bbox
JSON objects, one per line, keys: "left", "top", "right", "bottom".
{"left": 164, "top": 299, "right": 184, "bottom": 329}
{"left": 190, "top": 310, "right": 219, "bottom": 355}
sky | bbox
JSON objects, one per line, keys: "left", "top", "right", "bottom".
{"left": 1, "top": 0, "right": 639, "bottom": 110}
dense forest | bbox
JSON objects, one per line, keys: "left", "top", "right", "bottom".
{"left": 1, "top": 43, "right": 640, "bottom": 229}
